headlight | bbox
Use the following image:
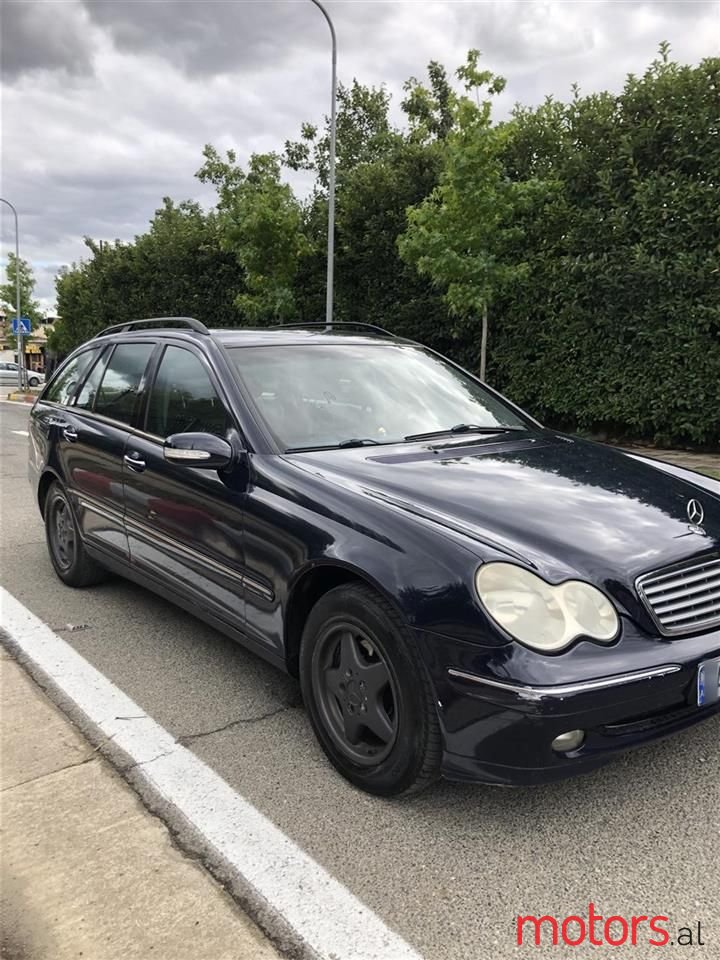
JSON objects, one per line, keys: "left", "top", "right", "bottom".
{"left": 475, "top": 562, "right": 619, "bottom": 652}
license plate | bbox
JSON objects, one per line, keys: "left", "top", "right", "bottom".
{"left": 697, "top": 657, "right": 720, "bottom": 707}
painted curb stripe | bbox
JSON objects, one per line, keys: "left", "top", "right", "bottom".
{"left": 0, "top": 586, "right": 421, "bottom": 960}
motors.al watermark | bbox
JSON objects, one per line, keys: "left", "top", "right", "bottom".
{"left": 517, "top": 903, "right": 707, "bottom": 948}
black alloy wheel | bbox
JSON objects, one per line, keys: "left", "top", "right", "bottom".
{"left": 44, "top": 481, "right": 107, "bottom": 587}
{"left": 48, "top": 494, "right": 75, "bottom": 571}
{"left": 312, "top": 622, "right": 399, "bottom": 766}
{"left": 300, "top": 583, "right": 441, "bottom": 796}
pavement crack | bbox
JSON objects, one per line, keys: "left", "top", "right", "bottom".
{"left": 177, "top": 703, "right": 297, "bottom": 746}
{"left": 2, "top": 754, "right": 98, "bottom": 792}
{"left": 120, "top": 749, "right": 174, "bottom": 773}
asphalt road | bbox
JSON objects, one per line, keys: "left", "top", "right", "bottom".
{"left": 2, "top": 400, "right": 719, "bottom": 960}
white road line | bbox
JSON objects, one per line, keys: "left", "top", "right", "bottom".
{"left": 0, "top": 587, "right": 421, "bottom": 960}
{"left": 11, "top": 429, "right": 29, "bottom": 436}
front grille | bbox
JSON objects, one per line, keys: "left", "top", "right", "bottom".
{"left": 637, "top": 555, "right": 720, "bottom": 636}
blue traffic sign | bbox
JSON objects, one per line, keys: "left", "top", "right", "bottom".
{"left": 11, "top": 317, "right": 31, "bottom": 334}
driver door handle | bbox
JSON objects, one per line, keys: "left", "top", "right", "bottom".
{"left": 124, "top": 452, "right": 146, "bottom": 473}
{"left": 62, "top": 426, "right": 78, "bottom": 443}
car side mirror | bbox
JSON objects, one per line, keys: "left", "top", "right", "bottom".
{"left": 163, "top": 432, "right": 233, "bottom": 469}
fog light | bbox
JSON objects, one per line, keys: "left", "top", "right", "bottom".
{"left": 551, "top": 729, "right": 585, "bottom": 753}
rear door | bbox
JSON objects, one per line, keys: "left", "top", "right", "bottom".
{"left": 62, "top": 340, "right": 157, "bottom": 561}
{"left": 123, "top": 341, "right": 249, "bottom": 631}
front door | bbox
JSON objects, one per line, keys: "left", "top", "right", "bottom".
{"left": 123, "top": 343, "right": 250, "bottom": 633}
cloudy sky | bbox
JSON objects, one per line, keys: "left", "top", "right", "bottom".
{"left": 1, "top": 0, "right": 718, "bottom": 312}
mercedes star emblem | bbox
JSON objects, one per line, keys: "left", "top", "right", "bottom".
{"left": 687, "top": 499, "right": 705, "bottom": 526}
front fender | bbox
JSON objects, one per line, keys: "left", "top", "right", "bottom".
{"left": 258, "top": 460, "right": 510, "bottom": 647}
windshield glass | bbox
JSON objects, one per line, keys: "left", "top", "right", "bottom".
{"left": 229, "top": 343, "right": 528, "bottom": 451}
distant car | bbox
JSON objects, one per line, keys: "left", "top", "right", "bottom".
{"left": 0, "top": 361, "right": 45, "bottom": 388}
{"left": 28, "top": 317, "right": 720, "bottom": 796}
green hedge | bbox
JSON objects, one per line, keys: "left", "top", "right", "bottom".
{"left": 487, "top": 52, "right": 720, "bottom": 445}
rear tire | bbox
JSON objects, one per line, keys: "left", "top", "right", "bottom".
{"left": 300, "top": 583, "right": 441, "bottom": 796}
{"left": 45, "top": 481, "right": 108, "bottom": 587}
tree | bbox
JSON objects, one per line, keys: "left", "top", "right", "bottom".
{"left": 402, "top": 61, "right": 456, "bottom": 142}
{"left": 1, "top": 253, "right": 43, "bottom": 327}
{"left": 198, "top": 148, "right": 308, "bottom": 323}
{"left": 284, "top": 80, "right": 395, "bottom": 189}
{"left": 487, "top": 45, "right": 720, "bottom": 443}
{"left": 282, "top": 75, "right": 453, "bottom": 338}
{"left": 55, "top": 198, "right": 243, "bottom": 351}
{"left": 399, "top": 51, "right": 550, "bottom": 380}
{"left": 50, "top": 47, "right": 720, "bottom": 444}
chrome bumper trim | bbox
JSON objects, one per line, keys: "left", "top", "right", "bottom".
{"left": 447, "top": 665, "right": 682, "bottom": 701}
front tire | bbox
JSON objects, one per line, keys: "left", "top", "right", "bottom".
{"left": 28, "top": 376, "right": 39, "bottom": 387}
{"left": 45, "top": 481, "right": 107, "bottom": 587}
{"left": 300, "top": 583, "right": 441, "bottom": 796}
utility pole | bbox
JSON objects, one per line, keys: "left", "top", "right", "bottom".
{"left": 308, "top": 0, "right": 337, "bottom": 330}
{"left": 0, "top": 197, "right": 24, "bottom": 390}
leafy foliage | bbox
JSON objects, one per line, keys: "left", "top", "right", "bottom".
{"left": 487, "top": 46, "right": 720, "bottom": 444}
{"left": 55, "top": 199, "right": 243, "bottom": 351}
{"left": 399, "top": 52, "right": 554, "bottom": 379}
{"left": 53, "top": 46, "right": 719, "bottom": 445}
{"left": 1, "top": 254, "right": 43, "bottom": 324}
{"left": 198, "top": 148, "right": 308, "bottom": 323}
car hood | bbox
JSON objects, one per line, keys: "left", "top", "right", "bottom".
{"left": 290, "top": 432, "right": 720, "bottom": 594}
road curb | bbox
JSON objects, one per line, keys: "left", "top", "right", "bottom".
{"left": 4, "top": 393, "right": 35, "bottom": 404}
{"left": 0, "top": 630, "right": 308, "bottom": 960}
{"left": 0, "top": 596, "right": 423, "bottom": 960}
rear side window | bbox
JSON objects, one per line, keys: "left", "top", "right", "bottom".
{"left": 44, "top": 349, "right": 99, "bottom": 406}
{"left": 145, "top": 345, "right": 229, "bottom": 438}
{"left": 93, "top": 343, "right": 155, "bottom": 426}
{"left": 75, "top": 348, "right": 110, "bottom": 410}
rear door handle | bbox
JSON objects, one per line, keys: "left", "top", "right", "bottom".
{"left": 62, "top": 426, "right": 78, "bottom": 442}
{"left": 124, "top": 453, "right": 146, "bottom": 473}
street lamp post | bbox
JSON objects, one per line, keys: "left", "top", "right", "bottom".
{"left": 0, "top": 198, "right": 24, "bottom": 391}
{"left": 308, "top": 0, "right": 337, "bottom": 330}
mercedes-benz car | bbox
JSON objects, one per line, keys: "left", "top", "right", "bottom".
{"left": 28, "top": 318, "right": 720, "bottom": 795}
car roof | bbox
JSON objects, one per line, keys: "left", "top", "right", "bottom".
{"left": 210, "top": 328, "right": 416, "bottom": 348}
{"left": 88, "top": 318, "right": 419, "bottom": 349}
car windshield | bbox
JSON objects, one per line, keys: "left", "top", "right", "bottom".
{"left": 228, "top": 342, "right": 528, "bottom": 451}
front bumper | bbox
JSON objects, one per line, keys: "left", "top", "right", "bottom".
{"left": 417, "top": 622, "right": 720, "bottom": 786}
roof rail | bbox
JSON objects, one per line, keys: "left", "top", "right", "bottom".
{"left": 93, "top": 317, "right": 210, "bottom": 339}
{"left": 271, "top": 321, "right": 396, "bottom": 338}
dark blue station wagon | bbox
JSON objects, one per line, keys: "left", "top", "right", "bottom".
{"left": 29, "top": 318, "right": 720, "bottom": 795}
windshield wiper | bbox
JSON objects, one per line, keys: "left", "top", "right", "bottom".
{"left": 404, "top": 424, "right": 528, "bottom": 443}
{"left": 285, "top": 437, "right": 383, "bottom": 453}
{"left": 336, "top": 437, "right": 382, "bottom": 448}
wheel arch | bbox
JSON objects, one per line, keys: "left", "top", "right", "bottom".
{"left": 283, "top": 560, "right": 407, "bottom": 677}
{"left": 37, "top": 468, "right": 62, "bottom": 518}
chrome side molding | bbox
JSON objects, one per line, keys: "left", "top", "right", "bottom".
{"left": 447, "top": 665, "right": 682, "bottom": 701}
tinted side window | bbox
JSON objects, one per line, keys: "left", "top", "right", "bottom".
{"left": 94, "top": 343, "right": 155, "bottom": 426}
{"left": 75, "top": 348, "right": 110, "bottom": 410}
{"left": 146, "top": 346, "right": 229, "bottom": 438}
{"left": 45, "top": 350, "right": 99, "bottom": 406}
